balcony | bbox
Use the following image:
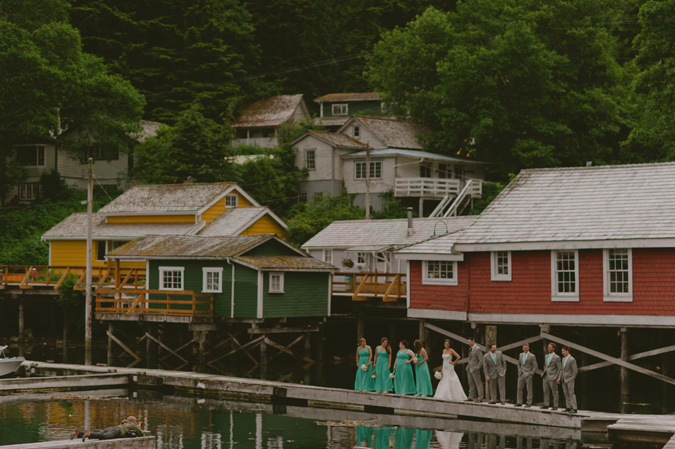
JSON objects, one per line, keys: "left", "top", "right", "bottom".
{"left": 394, "top": 178, "right": 482, "bottom": 198}
{"left": 95, "top": 288, "right": 213, "bottom": 321}
{"left": 332, "top": 272, "right": 406, "bottom": 302}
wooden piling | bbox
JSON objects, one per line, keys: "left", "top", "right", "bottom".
{"left": 620, "top": 327, "right": 629, "bottom": 414}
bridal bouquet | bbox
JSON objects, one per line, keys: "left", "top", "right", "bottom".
{"left": 361, "top": 364, "right": 368, "bottom": 371}
{"left": 389, "top": 372, "right": 395, "bottom": 379}
{"left": 411, "top": 357, "right": 418, "bottom": 363}
{"left": 434, "top": 371, "right": 443, "bottom": 380}
{"left": 371, "top": 373, "right": 377, "bottom": 379}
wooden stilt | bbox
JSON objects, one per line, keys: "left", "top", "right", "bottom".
{"left": 18, "top": 298, "right": 24, "bottom": 337}
{"left": 620, "top": 327, "right": 629, "bottom": 414}
{"left": 260, "top": 336, "right": 268, "bottom": 376}
{"left": 107, "top": 323, "right": 113, "bottom": 366}
{"left": 198, "top": 330, "right": 207, "bottom": 372}
{"left": 304, "top": 332, "right": 311, "bottom": 359}
{"left": 146, "top": 324, "right": 158, "bottom": 369}
{"left": 357, "top": 314, "right": 364, "bottom": 341}
{"left": 62, "top": 307, "right": 69, "bottom": 363}
{"left": 107, "top": 328, "right": 141, "bottom": 367}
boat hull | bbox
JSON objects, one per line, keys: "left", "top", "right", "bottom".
{"left": 0, "top": 358, "right": 25, "bottom": 377}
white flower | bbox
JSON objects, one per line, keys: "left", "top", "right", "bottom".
{"left": 361, "top": 364, "right": 368, "bottom": 371}
{"left": 412, "top": 357, "right": 418, "bottom": 363}
{"left": 371, "top": 373, "right": 377, "bottom": 379}
{"left": 434, "top": 371, "right": 443, "bottom": 380}
{"left": 389, "top": 372, "right": 395, "bottom": 379}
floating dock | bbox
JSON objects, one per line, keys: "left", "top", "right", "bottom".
{"left": 0, "top": 437, "right": 155, "bottom": 449}
{"left": 6, "top": 361, "right": 675, "bottom": 445}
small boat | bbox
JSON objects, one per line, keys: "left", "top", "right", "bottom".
{"left": 0, "top": 345, "right": 25, "bottom": 377}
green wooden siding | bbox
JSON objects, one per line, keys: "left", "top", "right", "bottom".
{"left": 262, "top": 271, "right": 329, "bottom": 318}
{"left": 322, "top": 101, "right": 381, "bottom": 118}
{"left": 233, "top": 264, "right": 259, "bottom": 318}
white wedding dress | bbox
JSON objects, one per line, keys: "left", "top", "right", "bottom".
{"left": 435, "top": 431, "right": 464, "bottom": 449}
{"left": 433, "top": 353, "right": 467, "bottom": 401}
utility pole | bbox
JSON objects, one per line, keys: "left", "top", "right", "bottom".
{"left": 85, "top": 157, "right": 93, "bottom": 365}
{"left": 365, "top": 144, "right": 370, "bottom": 220}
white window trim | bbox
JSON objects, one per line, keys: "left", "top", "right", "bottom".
{"left": 225, "top": 194, "right": 238, "bottom": 208}
{"left": 305, "top": 149, "right": 316, "bottom": 170}
{"left": 603, "top": 249, "right": 633, "bottom": 302}
{"left": 323, "top": 249, "right": 333, "bottom": 265}
{"left": 202, "top": 267, "right": 223, "bottom": 293}
{"left": 159, "top": 266, "right": 185, "bottom": 291}
{"left": 550, "top": 250, "right": 579, "bottom": 302}
{"left": 269, "top": 272, "right": 285, "bottom": 293}
{"left": 354, "top": 161, "right": 382, "bottom": 180}
{"left": 491, "top": 251, "right": 512, "bottom": 281}
{"left": 332, "top": 104, "right": 348, "bottom": 115}
{"left": 422, "top": 260, "right": 458, "bottom": 286}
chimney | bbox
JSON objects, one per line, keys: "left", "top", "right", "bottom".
{"left": 407, "top": 207, "right": 415, "bottom": 236}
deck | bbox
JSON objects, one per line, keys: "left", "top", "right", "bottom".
{"left": 0, "top": 437, "right": 155, "bottom": 448}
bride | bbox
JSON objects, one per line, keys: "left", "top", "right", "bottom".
{"left": 433, "top": 339, "right": 467, "bottom": 401}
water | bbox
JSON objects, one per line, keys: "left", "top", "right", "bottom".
{"left": 0, "top": 390, "right": 589, "bottom": 449}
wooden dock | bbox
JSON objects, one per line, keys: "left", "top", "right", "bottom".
{"left": 7, "top": 361, "right": 675, "bottom": 445}
{"left": 0, "top": 437, "right": 155, "bottom": 448}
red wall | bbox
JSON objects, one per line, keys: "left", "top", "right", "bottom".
{"left": 409, "top": 248, "right": 675, "bottom": 316}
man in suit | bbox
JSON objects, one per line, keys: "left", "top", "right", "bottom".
{"left": 465, "top": 337, "right": 484, "bottom": 402}
{"left": 541, "top": 342, "right": 562, "bottom": 410}
{"left": 558, "top": 345, "right": 578, "bottom": 413}
{"left": 483, "top": 344, "right": 507, "bottom": 404}
{"left": 516, "top": 342, "right": 537, "bottom": 407}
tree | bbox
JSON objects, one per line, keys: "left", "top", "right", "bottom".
{"left": 134, "top": 103, "right": 233, "bottom": 184}
{"left": 0, "top": 0, "right": 144, "bottom": 204}
{"left": 623, "top": 0, "right": 675, "bottom": 160}
{"left": 284, "top": 195, "right": 365, "bottom": 246}
{"left": 70, "top": 0, "right": 265, "bottom": 123}
{"left": 367, "top": 1, "right": 631, "bottom": 180}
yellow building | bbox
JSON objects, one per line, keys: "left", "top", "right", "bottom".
{"left": 42, "top": 182, "right": 287, "bottom": 268}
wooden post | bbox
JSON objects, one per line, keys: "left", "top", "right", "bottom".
{"left": 260, "top": 335, "right": 267, "bottom": 377}
{"left": 18, "top": 298, "right": 24, "bottom": 337}
{"left": 662, "top": 350, "right": 671, "bottom": 414}
{"left": 357, "top": 314, "right": 365, "bottom": 341}
{"left": 107, "top": 323, "right": 113, "bottom": 366}
{"left": 620, "top": 327, "right": 629, "bottom": 414}
{"left": 62, "top": 307, "right": 69, "bottom": 363}
{"left": 418, "top": 320, "right": 425, "bottom": 343}
{"left": 85, "top": 157, "right": 93, "bottom": 366}
{"left": 199, "top": 330, "right": 208, "bottom": 373}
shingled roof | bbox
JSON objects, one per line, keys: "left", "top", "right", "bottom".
{"left": 314, "top": 92, "right": 380, "bottom": 102}
{"left": 304, "top": 130, "right": 367, "bottom": 148}
{"left": 453, "top": 162, "right": 675, "bottom": 251}
{"left": 233, "top": 95, "right": 306, "bottom": 128}
{"left": 344, "top": 116, "right": 432, "bottom": 150}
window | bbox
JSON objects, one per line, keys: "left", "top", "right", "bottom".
{"left": 298, "top": 192, "right": 307, "bottom": 202}
{"left": 423, "top": 261, "right": 458, "bottom": 285}
{"left": 18, "top": 183, "right": 39, "bottom": 200}
{"left": 202, "top": 267, "right": 223, "bottom": 293}
{"left": 160, "top": 267, "right": 184, "bottom": 290}
{"left": 313, "top": 192, "right": 323, "bottom": 201}
{"left": 332, "top": 104, "right": 348, "bottom": 115}
{"left": 454, "top": 165, "right": 464, "bottom": 180}
{"left": 16, "top": 145, "right": 45, "bottom": 167}
{"left": 225, "top": 194, "right": 238, "bottom": 208}
{"left": 353, "top": 126, "right": 360, "bottom": 138}
{"left": 356, "top": 252, "right": 367, "bottom": 266}
{"left": 355, "top": 161, "right": 382, "bottom": 180}
{"left": 269, "top": 272, "right": 284, "bottom": 293}
{"left": 438, "top": 163, "right": 450, "bottom": 179}
{"left": 420, "top": 163, "right": 433, "bottom": 178}
{"left": 551, "top": 250, "right": 579, "bottom": 301}
{"left": 96, "top": 241, "right": 107, "bottom": 261}
{"left": 323, "top": 249, "right": 332, "bottom": 264}
{"left": 604, "top": 249, "right": 633, "bottom": 302}
{"left": 306, "top": 149, "right": 316, "bottom": 170}
{"left": 491, "top": 251, "right": 512, "bottom": 281}
{"left": 82, "top": 143, "right": 119, "bottom": 162}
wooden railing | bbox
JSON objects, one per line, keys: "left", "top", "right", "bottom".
{"left": 95, "top": 288, "right": 213, "bottom": 316}
{"left": 0, "top": 265, "right": 146, "bottom": 290}
{"left": 332, "top": 272, "right": 406, "bottom": 302}
{"left": 394, "top": 178, "right": 482, "bottom": 198}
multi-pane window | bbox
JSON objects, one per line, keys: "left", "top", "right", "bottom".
{"left": 551, "top": 250, "right": 578, "bottom": 301}
{"left": 203, "top": 268, "right": 223, "bottom": 293}
{"left": 332, "top": 104, "right": 348, "bottom": 115}
{"left": 323, "top": 249, "right": 332, "bottom": 264}
{"left": 604, "top": 249, "right": 632, "bottom": 302}
{"left": 491, "top": 251, "right": 512, "bottom": 281}
{"left": 306, "top": 150, "right": 316, "bottom": 170}
{"left": 420, "top": 163, "right": 433, "bottom": 178}
{"left": 18, "top": 183, "right": 39, "bottom": 200}
{"left": 438, "top": 163, "right": 450, "bottom": 179}
{"left": 353, "top": 126, "right": 360, "bottom": 138}
{"left": 423, "top": 261, "right": 458, "bottom": 285}
{"left": 225, "top": 194, "right": 238, "bottom": 208}
{"left": 355, "top": 161, "right": 382, "bottom": 179}
{"left": 356, "top": 252, "right": 367, "bottom": 266}
{"left": 16, "top": 145, "right": 45, "bottom": 166}
{"left": 82, "top": 143, "right": 119, "bottom": 162}
{"left": 269, "top": 272, "right": 284, "bottom": 293}
{"left": 160, "top": 267, "right": 184, "bottom": 290}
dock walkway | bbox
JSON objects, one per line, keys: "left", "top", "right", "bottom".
{"left": 0, "top": 437, "right": 155, "bottom": 448}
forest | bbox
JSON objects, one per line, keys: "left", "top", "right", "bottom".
{"left": 0, "top": 0, "right": 674, "bottom": 263}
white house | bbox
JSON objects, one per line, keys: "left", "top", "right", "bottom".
{"left": 231, "top": 95, "right": 310, "bottom": 148}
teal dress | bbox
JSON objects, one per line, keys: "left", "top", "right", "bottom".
{"left": 374, "top": 346, "right": 393, "bottom": 392}
{"left": 373, "top": 426, "right": 393, "bottom": 449}
{"left": 354, "top": 346, "right": 375, "bottom": 391}
{"left": 355, "top": 426, "right": 373, "bottom": 447}
{"left": 415, "top": 353, "right": 433, "bottom": 396}
{"left": 394, "top": 349, "right": 416, "bottom": 394}
{"left": 394, "top": 427, "right": 415, "bottom": 447}
{"left": 415, "top": 429, "right": 432, "bottom": 449}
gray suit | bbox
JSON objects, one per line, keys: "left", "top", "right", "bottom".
{"left": 561, "top": 355, "right": 578, "bottom": 410}
{"left": 466, "top": 345, "right": 484, "bottom": 400}
{"left": 517, "top": 351, "right": 538, "bottom": 406}
{"left": 483, "top": 351, "right": 507, "bottom": 403}
{"left": 542, "top": 352, "right": 562, "bottom": 408}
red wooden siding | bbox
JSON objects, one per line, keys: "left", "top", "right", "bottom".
{"left": 409, "top": 261, "right": 468, "bottom": 311}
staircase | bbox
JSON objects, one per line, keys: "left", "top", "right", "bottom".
{"left": 429, "top": 179, "right": 478, "bottom": 218}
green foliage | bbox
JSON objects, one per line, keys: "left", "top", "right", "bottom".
{"left": 285, "top": 195, "right": 365, "bottom": 246}
{"left": 56, "top": 274, "right": 83, "bottom": 308}
{"left": 134, "top": 104, "right": 234, "bottom": 184}
{"left": 39, "top": 170, "right": 69, "bottom": 201}
{"left": 367, "top": 1, "right": 631, "bottom": 181}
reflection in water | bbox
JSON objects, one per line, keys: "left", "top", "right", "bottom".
{"left": 0, "top": 392, "right": 590, "bottom": 449}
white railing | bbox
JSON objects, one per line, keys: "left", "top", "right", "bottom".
{"left": 394, "top": 178, "right": 460, "bottom": 197}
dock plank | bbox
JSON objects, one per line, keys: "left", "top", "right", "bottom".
{"left": 0, "top": 436, "right": 155, "bottom": 448}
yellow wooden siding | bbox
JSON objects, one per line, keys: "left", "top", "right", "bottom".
{"left": 240, "top": 215, "right": 284, "bottom": 236}
{"left": 238, "top": 194, "right": 253, "bottom": 207}
{"left": 106, "top": 215, "right": 195, "bottom": 224}
{"left": 49, "top": 240, "right": 144, "bottom": 269}
{"left": 201, "top": 192, "right": 254, "bottom": 224}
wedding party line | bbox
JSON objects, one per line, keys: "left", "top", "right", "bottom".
{"left": 355, "top": 337, "right": 579, "bottom": 413}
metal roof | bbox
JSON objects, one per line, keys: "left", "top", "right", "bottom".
{"left": 454, "top": 163, "right": 675, "bottom": 250}
{"left": 41, "top": 213, "right": 202, "bottom": 240}
{"left": 198, "top": 207, "right": 288, "bottom": 236}
{"left": 341, "top": 148, "right": 485, "bottom": 164}
{"left": 343, "top": 116, "right": 432, "bottom": 150}
{"left": 98, "top": 183, "right": 238, "bottom": 215}
{"left": 301, "top": 216, "right": 477, "bottom": 250}
{"left": 314, "top": 92, "right": 380, "bottom": 102}
{"left": 107, "top": 235, "right": 276, "bottom": 259}
{"left": 235, "top": 256, "right": 336, "bottom": 271}
{"left": 233, "top": 95, "right": 306, "bottom": 128}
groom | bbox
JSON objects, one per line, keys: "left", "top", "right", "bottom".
{"left": 483, "top": 344, "right": 507, "bottom": 404}
{"left": 465, "top": 337, "right": 484, "bottom": 402}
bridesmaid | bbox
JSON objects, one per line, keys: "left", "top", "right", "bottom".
{"left": 414, "top": 339, "right": 433, "bottom": 396}
{"left": 373, "top": 337, "right": 393, "bottom": 393}
{"left": 354, "top": 337, "right": 375, "bottom": 391}
{"left": 393, "top": 340, "right": 416, "bottom": 394}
